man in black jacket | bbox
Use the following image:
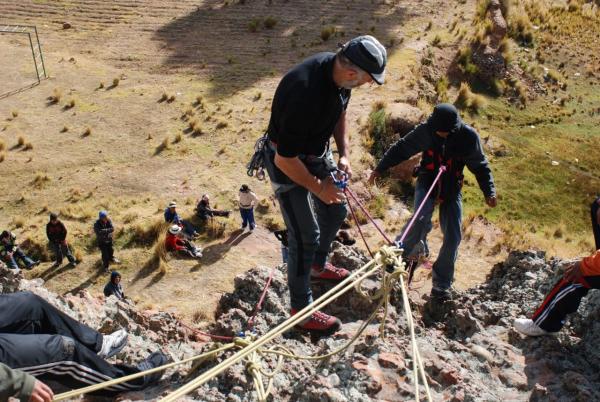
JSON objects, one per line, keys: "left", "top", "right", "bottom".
{"left": 369, "top": 103, "right": 497, "bottom": 300}
{"left": 93, "top": 211, "right": 119, "bottom": 272}
{"left": 591, "top": 196, "right": 600, "bottom": 250}
{"left": 46, "top": 212, "right": 77, "bottom": 268}
{"left": 263, "top": 35, "right": 387, "bottom": 333}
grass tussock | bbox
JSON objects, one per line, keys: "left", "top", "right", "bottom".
{"left": 20, "top": 236, "right": 51, "bottom": 262}
{"left": 17, "top": 136, "right": 25, "bottom": 147}
{"left": 263, "top": 16, "right": 277, "bottom": 29}
{"left": 112, "top": 78, "right": 120, "bottom": 87}
{"left": 0, "top": 153, "right": 4, "bottom": 163}
{"left": 65, "top": 99, "right": 76, "bottom": 109}
{"left": 455, "top": 82, "right": 486, "bottom": 113}
{"left": 32, "top": 172, "right": 51, "bottom": 188}
{"left": 23, "top": 142, "right": 33, "bottom": 151}
{"left": 320, "top": 26, "right": 336, "bottom": 41}
{"left": 364, "top": 102, "right": 395, "bottom": 160}
{"left": 172, "top": 132, "right": 183, "bottom": 144}
{"left": 11, "top": 110, "right": 18, "bottom": 118}
{"left": 0, "top": 139, "right": 5, "bottom": 151}
{"left": 12, "top": 217, "right": 25, "bottom": 228}
{"left": 457, "top": 47, "right": 478, "bottom": 76}
{"left": 436, "top": 76, "right": 449, "bottom": 102}
{"left": 60, "top": 126, "right": 69, "bottom": 133}
{"left": 48, "top": 88, "right": 62, "bottom": 104}
{"left": 82, "top": 127, "right": 92, "bottom": 137}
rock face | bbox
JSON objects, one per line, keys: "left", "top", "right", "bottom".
{"left": 385, "top": 103, "right": 424, "bottom": 183}
{"left": 3, "top": 247, "right": 599, "bottom": 401}
{"left": 471, "top": 0, "right": 508, "bottom": 81}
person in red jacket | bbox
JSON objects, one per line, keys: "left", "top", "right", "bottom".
{"left": 165, "top": 225, "right": 202, "bottom": 258}
{"left": 514, "top": 250, "right": 600, "bottom": 336}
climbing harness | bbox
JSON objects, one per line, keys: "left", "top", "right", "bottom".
{"left": 246, "top": 135, "right": 268, "bottom": 180}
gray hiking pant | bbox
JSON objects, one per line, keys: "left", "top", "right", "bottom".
{"left": 263, "top": 145, "right": 347, "bottom": 310}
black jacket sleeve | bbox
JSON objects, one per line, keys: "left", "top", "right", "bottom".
{"left": 463, "top": 128, "right": 496, "bottom": 198}
{"left": 375, "top": 124, "right": 431, "bottom": 173}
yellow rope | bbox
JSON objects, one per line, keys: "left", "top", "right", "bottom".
{"left": 52, "top": 342, "right": 236, "bottom": 401}
{"left": 161, "top": 246, "right": 432, "bottom": 402}
{"left": 53, "top": 246, "right": 432, "bottom": 402}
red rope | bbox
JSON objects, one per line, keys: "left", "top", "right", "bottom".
{"left": 178, "top": 321, "right": 234, "bottom": 342}
{"left": 344, "top": 187, "right": 393, "bottom": 245}
{"left": 246, "top": 267, "right": 276, "bottom": 331}
{"left": 345, "top": 193, "right": 374, "bottom": 258}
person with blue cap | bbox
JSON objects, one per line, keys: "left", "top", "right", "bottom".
{"left": 93, "top": 211, "right": 119, "bottom": 272}
{"left": 104, "top": 271, "right": 125, "bottom": 301}
{"left": 368, "top": 103, "right": 497, "bottom": 302}
{"left": 261, "top": 35, "right": 387, "bottom": 334}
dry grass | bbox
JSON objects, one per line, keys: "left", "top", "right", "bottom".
{"left": 454, "top": 82, "right": 486, "bottom": 113}
{"left": 12, "top": 217, "right": 25, "bottom": 228}
{"left": 168, "top": 94, "right": 176, "bottom": 103}
{"left": 48, "top": 88, "right": 62, "bottom": 104}
{"left": 155, "top": 137, "right": 170, "bottom": 154}
{"left": 215, "top": 120, "right": 228, "bottom": 129}
{"left": 17, "top": 136, "right": 25, "bottom": 147}
{"left": 159, "top": 92, "right": 168, "bottom": 102}
{"left": 0, "top": 153, "right": 4, "bottom": 163}
{"left": 122, "top": 212, "right": 138, "bottom": 224}
{"left": 82, "top": 127, "right": 92, "bottom": 137}
{"left": 23, "top": 142, "right": 33, "bottom": 151}
{"left": 172, "top": 132, "right": 183, "bottom": 144}
{"left": 20, "top": 236, "right": 51, "bottom": 262}
{"left": 60, "top": 126, "right": 69, "bottom": 133}
{"left": 32, "top": 172, "right": 51, "bottom": 188}
{"left": 263, "top": 16, "right": 277, "bottom": 29}
{"left": 112, "top": 78, "right": 120, "bottom": 87}
{"left": 0, "top": 139, "right": 5, "bottom": 151}
{"left": 11, "top": 110, "right": 18, "bottom": 118}
{"left": 65, "top": 99, "right": 76, "bottom": 109}
{"left": 320, "top": 26, "right": 336, "bottom": 41}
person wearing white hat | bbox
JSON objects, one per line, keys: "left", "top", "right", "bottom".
{"left": 165, "top": 225, "right": 202, "bottom": 258}
{"left": 164, "top": 201, "right": 198, "bottom": 238}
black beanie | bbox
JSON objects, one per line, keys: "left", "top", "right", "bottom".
{"left": 428, "top": 103, "right": 462, "bottom": 133}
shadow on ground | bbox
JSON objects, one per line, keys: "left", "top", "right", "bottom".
{"left": 153, "top": 0, "right": 408, "bottom": 99}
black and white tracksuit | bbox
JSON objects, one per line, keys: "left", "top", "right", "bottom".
{"left": 0, "top": 292, "right": 143, "bottom": 395}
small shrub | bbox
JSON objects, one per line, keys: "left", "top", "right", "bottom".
{"left": 456, "top": 47, "right": 478, "bottom": 76}
{"left": 17, "top": 136, "right": 25, "bottom": 147}
{"left": 248, "top": 18, "right": 261, "bottom": 32}
{"left": 98, "top": 82, "right": 104, "bottom": 89}
{"left": 159, "top": 92, "right": 168, "bottom": 102}
{"left": 216, "top": 121, "right": 228, "bottom": 129}
{"left": 321, "top": 26, "right": 336, "bottom": 41}
{"left": 112, "top": 78, "right": 120, "bottom": 87}
{"left": 436, "top": 76, "right": 449, "bottom": 102}
{"left": 11, "top": 110, "right": 18, "bottom": 118}
{"left": 263, "top": 16, "right": 277, "bottom": 29}
{"left": 32, "top": 172, "right": 51, "bottom": 188}
{"left": 172, "top": 132, "right": 183, "bottom": 144}
{"left": 82, "top": 127, "right": 91, "bottom": 137}
{"left": 167, "top": 94, "right": 176, "bottom": 103}
{"left": 48, "top": 88, "right": 62, "bottom": 104}
{"left": 66, "top": 99, "right": 75, "bottom": 109}
{"left": 253, "top": 92, "right": 262, "bottom": 101}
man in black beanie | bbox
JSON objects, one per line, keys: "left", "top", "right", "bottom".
{"left": 369, "top": 103, "right": 497, "bottom": 301}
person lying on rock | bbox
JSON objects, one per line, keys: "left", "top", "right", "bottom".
{"left": 368, "top": 103, "right": 497, "bottom": 301}
{"left": 514, "top": 250, "right": 600, "bottom": 336}
{"left": 165, "top": 225, "right": 202, "bottom": 258}
{"left": 104, "top": 271, "right": 126, "bottom": 301}
{"left": 0, "top": 230, "right": 40, "bottom": 272}
{"left": 195, "top": 194, "right": 230, "bottom": 221}
{"left": 261, "top": 35, "right": 387, "bottom": 333}
{"left": 0, "top": 292, "right": 168, "bottom": 396}
{"left": 0, "top": 362, "right": 54, "bottom": 402}
{"left": 164, "top": 201, "right": 199, "bottom": 239}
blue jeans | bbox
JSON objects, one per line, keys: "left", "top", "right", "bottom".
{"left": 4, "top": 248, "right": 35, "bottom": 270}
{"left": 281, "top": 246, "right": 289, "bottom": 264}
{"left": 240, "top": 208, "right": 255, "bottom": 229}
{"left": 397, "top": 179, "right": 462, "bottom": 290}
{"left": 263, "top": 146, "right": 347, "bottom": 309}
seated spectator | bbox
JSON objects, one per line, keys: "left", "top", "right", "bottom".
{"left": 0, "top": 231, "right": 39, "bottom": 271}
{"left": 0, "top": 292, "right": 167, "bottom": 396}
{"left": 165, "top": 225, "right": 202, "bottom": 258}
{"left": 195, "top": 194, "right": 230, "bottom": 221}
{"left": 46, "top": 212, "right": 78, "bottom": 268}
{"left": 514, "top": 250, "right": 600, "bottom": 336}
{"left": 104, "top": 271, "right": 125, "bottom": 301}
{"left": 164, "top": 201, "right": 198, "bottom": 238}
{"left": 0, "top": 363, "right": 54, "bottom": 402}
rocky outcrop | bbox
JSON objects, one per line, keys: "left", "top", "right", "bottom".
{"left": 3, "top": 247, "right": 599, "bottom": 401}
{"left": 471, "top": 0, "right": 508, "bottom": 81}
{"left": 385, "top": 103, "right": 424, "bottom": 183}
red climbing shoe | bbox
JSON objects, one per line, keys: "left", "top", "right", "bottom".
{"left": 310, "top": 262, "right": 350, "bottom": 281}
{"left": 291, "top": 308, "right": 342, "bottom": 333}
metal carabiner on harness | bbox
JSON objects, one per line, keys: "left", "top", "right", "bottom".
{"left": 330, "top": 170, "right": 348, "bottom": 190}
